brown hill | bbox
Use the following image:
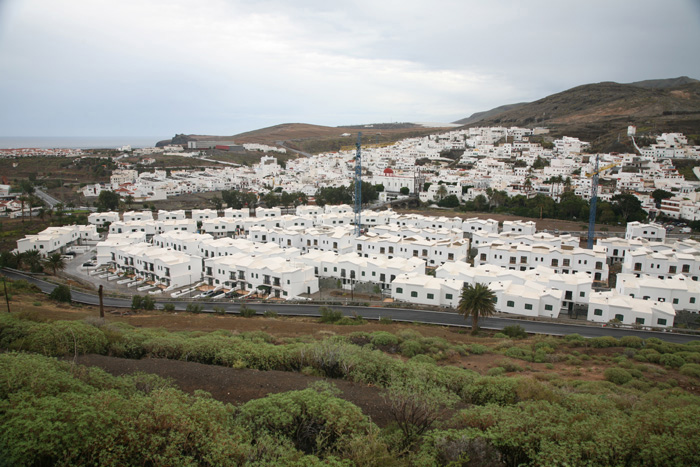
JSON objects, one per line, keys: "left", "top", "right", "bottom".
{"left": 458, "top": 78, "right": 700, "bottom": 152}
{"left": 158, "top": 123, "right": 446, "bottom": 154}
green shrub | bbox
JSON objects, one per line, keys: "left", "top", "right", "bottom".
{"left": 603, "top": 367, "right": 633, "bottom": 385}
{"left": 162, "top": 303, "right": 175, "bottom": 312}
{"left": 502, "top": 325, "right": 528, "bottom": 339}
{"left": 493, "top": 332, "right": 508, "bottom": 339}
{"left": 319, "top": 307, "right": 343, "bottom": 323}
{"left": 588, "top": 336, "right": 619, "bottom": 348}
{"left": 20, "top": 320, "right": 108, "bottom": 357}
{"left": 49, "top": 285, "right": 72, "bottom": 303}
{"left": 378, "top": 316, "right": 393, "bottom": 324}
{"left": 186, "top": 303, "right": 203, "bottom": 313}
{"left": 498, "top": 359, "right": 524, "bottom": 372}
{"left": 504, "top": 346, "right": 531, "bottom": 361}
{"left": 141, "top": 295, "right": 155, "bottom": 310}
{"left": 400, "top": 340, "right": 424, "bottom": 358}
{"left": 487, "top": 367, "right": 506, "bottom": 376}
{"left": 32, "top": 301, "right": 42, "bottom": 306}
{"left": 336, "top": 316, "right": 366, "bottom": 325}
{"left": 469, "top": 344, "right": 487, "bottom": 355}
{"left": 620, "top": 336, "right": 644, "bottom": 348}
{"left": 239, "top": 305, "right": 256, "bottom": 317}
{"left": 659, "top": 353, "right": 686, "bottom": 369}
{"left": 263, "top": 310, "right": 278, "bottom": 318}
{"left": 679, "top": 363, "right": 700, "bottom": 379}
{"left": 213, "top": 306, "right": 225, "bottom": 315}
{"left": 370, "top": 331, "right": 399, "bottom": 348}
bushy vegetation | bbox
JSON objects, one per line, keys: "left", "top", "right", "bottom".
{"left": 48, "top": 284, "right": 72, "bottom": 303}
{"left": 2, "top": 310, "right": 700, "bottom": 465}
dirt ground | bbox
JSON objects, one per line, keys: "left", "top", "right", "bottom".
{"left": 76, "top": 354, "right": 396, "bottom": 427}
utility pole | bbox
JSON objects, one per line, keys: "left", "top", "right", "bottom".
{"left": 3, "top": 277, "right": 10, "bottom": 313}
{"left": 98, "top": 284, "right": 104, "bottom": 318}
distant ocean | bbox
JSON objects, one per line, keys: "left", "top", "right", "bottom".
{"left": 0, "top": 136, "right": 168, "bottom": 150}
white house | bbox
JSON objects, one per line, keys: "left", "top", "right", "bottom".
{"left": 588, "top": 291, "right": 675, "bottom": 328}
{"left": 616, "top": 273, "right": 699, "bottom": 312}
{"left": 88, "top": 212, "right": 120, "bottom": 227}
{"left": 123, "top": 210, "right": 154, "bottom": 223}
{"left": 625, "top": 222, "right": 666, "bottom": 242}
{"left": 191, "top": 209, "right": 218, "bottom": 221}
{"left": 462, "top": 218, "right": 499, "bottom": 235}
{"left": 502, "top": 220, "right": 537, "bottom": 235}
{"left": 157, "top": 210, "right": 186, "bottom": 221}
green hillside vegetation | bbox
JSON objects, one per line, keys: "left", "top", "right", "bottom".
{"left": 2, "top": 280, "right": 700, "bottom": 466}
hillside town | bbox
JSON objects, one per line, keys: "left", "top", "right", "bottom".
{"left": 8, "top": 125, "right": 700, "bottom": 330}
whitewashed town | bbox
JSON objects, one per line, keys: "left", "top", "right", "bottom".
{"left": 11, "top": 125, "right": 700, "bottom": 330}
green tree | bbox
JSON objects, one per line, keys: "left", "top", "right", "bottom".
{"left": 49, "top": 284, "right": 72, "bottom": 302}
{"left": 457, "top": 282, "right": 496, "bottom": 335}
{"left": 400, "top": 186, "right": 410, "bottom": 196}
{"left": 44, "top": 252, "right": 66, "bottom": 275}
{"left": 437, "top": 194, "right": 460, "bottom": 208}
{"left": 651, "top": 189, "right": 673, "bottom": 207}
{"left": 611, "top": 193, "right": 646, "bottom": 223}
{"left": 97, "top": 190, "right": 120, "bottom": 211}
{"left": 435, "top": 184, "right": 448, "bottom": 201}
{"left": 22, "top": 250, "right": 43, "bottom": 273}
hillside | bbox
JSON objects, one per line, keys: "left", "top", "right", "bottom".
{"left": 157, "top": 123, "right": 446, "bottom": 154}
{"left": 453, "top": 102, "right": 528, "bottom": 126}
{"left": 456, "top": 77, "right": 700, "bottom": 152}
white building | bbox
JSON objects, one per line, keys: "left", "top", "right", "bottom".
{"left": 88, "top": 212, "right": 120, "bottom": 227}
{"left": 157, "top": 210, "right": 186, "bottom": 221}
{"left": 625, "top": 222, "right": 666, "bottom": 242}
{"left": 588, "top": 291, "right": 675, "bottom": 328}
{"left": 616, "top": 273, "right": 699, "bottom": 312}
{"left": 16, "top": 225, "right": 98, "bottom": 257}
{"left": 107, "top": 242, "right": 202, "bottom": 289}
{"left": 502, "top": 220, "right": 537, "bottom": 235}
{"left": 123, "top": 211, "right": 154, "bottom": 223}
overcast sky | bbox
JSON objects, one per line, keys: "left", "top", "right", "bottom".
{"left": 1, "top": 0, "right": 699, "bottom": 138}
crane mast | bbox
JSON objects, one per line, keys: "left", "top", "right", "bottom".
{"left": 587, "top": 154, "right": 599, "bottom": 249}
{"left": 354, "top": 132, "right": 362, "bottom": 236}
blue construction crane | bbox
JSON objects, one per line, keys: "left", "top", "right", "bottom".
{"left": 354, "top": 132, "right": 362, "bottom": 236}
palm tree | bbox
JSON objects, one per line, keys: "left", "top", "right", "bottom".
{"left": 457, "top": 282, "right": 496, "bottom": 335}
{"left": 44, "top": 252, "right": 66, "bottom": 275}
{"left": 435, "top": 184, "right": 448, "bottom": 201}
{"left": 22, "top": 250, "right": 43, "bottom": 273}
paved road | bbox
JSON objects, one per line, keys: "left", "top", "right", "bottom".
{"left": 3, "top": 268, "right": 699, "bottom": 344}
{"left": 34, "top": 187, "right": 61, "bottom": 208}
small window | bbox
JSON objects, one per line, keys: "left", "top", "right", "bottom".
{"left": 410, "top": 291, "right": 418, "bottom": 298}
{"left": 673, "top": 298, "right": 679, "bottom": 304}
{"left": 545, "top": 304, "right": 553, "bottom": 311}
{"left": 615, "top": 314, "right": 624, "bottom": 322}
{"left": 446, "top": 293, "right": 453, "bottom": 300}
{"left": 691, "top": 297, "right": 696, "bottom": 304}
{"left": 507, "top": 300, "right": 515, "bottom": 307}
{"left": 579, "top": 291, "right": 585, "bottom": 297}
{"left": 524, "top": 303, "right": 533, "bottom": 310}
{"left": 657, "top": 318, "right": 667, "bottom": 326}
{"left": 427, "top": 293, "right": 434, "bottom": 299}
{"left": 635, "top": 318, "right": 645, "bottom": 325}
{"left": 594, "top": 309, "right": 603, "bottom": 316}
{"left": 396, "top": 287, "right": 403, "bottom": 294}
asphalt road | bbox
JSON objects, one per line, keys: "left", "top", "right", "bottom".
{"left": 3, "top": 268, "right": 699, "bottom": 344}
{"left": 33, "top": 187, "right": 61, "bottom": 208}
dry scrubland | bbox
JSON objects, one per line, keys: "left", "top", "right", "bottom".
{"left": 2, "top": 278, "right": 700, "bottom": 466}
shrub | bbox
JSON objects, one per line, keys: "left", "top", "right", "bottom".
{"left": 263, "top": 310, "right": 278, "bottom": 318}
{"left": 370, "top": 331, "right": 399, "bottom": 348}
{"left": 319, "top": 307, "right": 343, "bottom": 323}
{"left": 49, "top": 285, "right": 72, "bottom": 303}
{"left": 564, "top": 333, "right": 586, "bottom": 345}
{"left": 620, "top": 336, "right": 644, "bottom": 349}
{"left": 186, "top": 303, "right": 203, "bottom": 313}
{"left": 162, "top": 303, "right": 175, "bottom": 312}
{"left": 378, "top": 316, "right": 393, "bottom": 324}
{"left": 336, "top": 316, "right": 366, "bottom": 325}
{"left": 659, "top": 353, "right": 685, "bottom": 369}
{"left": 239, "top": 305, "right": 256, "bottom": 317}
{"left": 493, "top": 332, "right": 508, "bottom": 339}
{"left": 502, "top": 325, "right": 528, "bottom": 339}
{"left": 498, "top": 359, "right": 524, "bottom": 372}
{"left": 400, "top": 340, "right": 424, "bottom": 358}
{"left": 487, "top": 367, "right": 506, "bottom": 376}
{"left": 679, "top": 363, "right": 700, "bottom": 379}
{"left": 504, "top": 346, "right": 531, "bottom": 361}
{"left": 603, "top": 367, "right": 633, "bottom": 385}
{"left": 588, "top": 336, "right": 619, "bottom": 348}
{"left": 469, "top": 344, "right": 487, "bottom": 355}
{"left": 141, "top": 295, "right": 155, "bottom": 310}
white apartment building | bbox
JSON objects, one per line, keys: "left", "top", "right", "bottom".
{"left": 297, "top": 205, "right": 323, "bottom": 217}
{"left": 392, "top": 274, "right": 462, "bottom": 308}
{"left": 110, "top": 169, "right": 138, "bottom": 188}
{"left": 625, "top": 222, "right": 666, "bottom": 242}
{"left": 371, "top": 224, "right": 464, "bottom": 242}
{"left": 152, "top": 231, "right": 213, "bottom": 255}
{"left": 17, "top": 225, "right": 99, "bottom": 257}
{"left": 204, "top": 254, "right": 318, "bottom": 299}
{"left": 224, "top": 208, "right": 250, "bottom": 219}
{"left": 491, "top": 280, "right": 563, "bottom": 318}
{"left": 502, "top": 220, "right": 537, "bottom": 235}
{"left": 155, "top": 219, "right": 197, "bottom": 234}
{"left": 157, "top": 210, "right": 186, "bottom": 221}
{"left": 95, "top": 232, "right": 147, "bottom": 265}
{"left": 88, "top": 212, "right": 120, "bottom": 227}
{"left": 356, "top": 232, "right": 470, "bottom": 266}
{"left": 201, "top": 217, "right": 245, "bottom": 238}
{"left": 256, "top": 207, "right": 281, "bottom": 218}
{"left": 462, "top": 218, "right": 499, "bottom": 235}
{"left": 436, "top": 262, "right": 591, "bottom": 315}
{"left": 123, "top": 211, "right": 154, "bottom": 223}
{"left": 475, "top": 242, "right": 609, "bottom": 282}
{"left": 109, "top": 220, "right": 158, "bottom": 237}
{"left": 299, "top": 251, "right": 425, "bottom": 291}
{"left": 616, "top": 273, "right": 699, "bottom": 312}
{"left": 471, "top": 232, "right": 580, "bottom": 249}
{"left": 192, "top": 209, "right": 218, "bottom": 221}
{"left": 588, "top": 291, "right": 675, "bottom": 328}
{"left": 107, "top": 243, "right": 202, "bottom": 289}
{"left": 623, "top": 247, "right": 700, "bottom": 281}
